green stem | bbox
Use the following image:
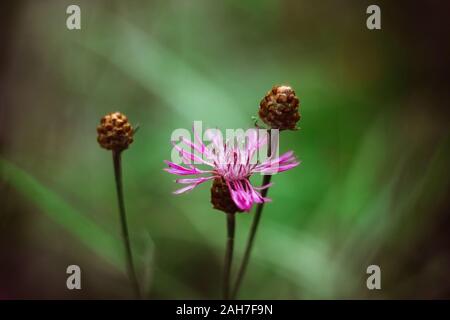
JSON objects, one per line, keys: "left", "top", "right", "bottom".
{"left": 112, "top": 150, "right": 141, "bottom": 299}
{"left": 223, "top": 212, "right": 235, "bottom": 300}
{"left": 232, "top": 129, "right": 272, "bottom": 299}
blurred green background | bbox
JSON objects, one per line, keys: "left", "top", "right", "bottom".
{"left": 1, "top": 0, "right": 449, "bottom": 299}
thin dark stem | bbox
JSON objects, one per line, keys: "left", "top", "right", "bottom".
{"left": 232, "top": 129, "right": 272, "bottom": 299}
{"left": 112, "top": 150, "right": 141, "bottom": 299}
{"left": 223, "top": 212, "right": 235, "bottom": 300}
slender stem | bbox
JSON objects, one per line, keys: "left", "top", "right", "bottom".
{"left": 232, "top": 129, "right": 272, "bottom": 299}
{"left": 223, "top": 212, "right": 235, "bottom": 300}
{"left": 112, "top": 150, "right": 141, "bottom": 299}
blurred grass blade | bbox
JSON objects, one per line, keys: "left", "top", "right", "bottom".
{"left": 0, "top": 157, "right": 202, "bottom": 298}
{"left": 0, "top": 157, "right": 125, "bottom": 270}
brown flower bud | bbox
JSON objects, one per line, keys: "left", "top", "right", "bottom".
{"left": 258, "top": 85, "right": 300, "bottom": 130}
{"left": 97, "top": 112, "right": 134, "bottom": 151}
{"left": 211, "top": 178, "right": 243, "bottom": 214}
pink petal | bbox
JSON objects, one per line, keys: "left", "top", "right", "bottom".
{"left": 259, "top": 150, "right": 294, "bottom": 167}
{"left": 252, "top": 182, "right": 273, "bottom": 190}
{"left": 173, "top": 176, "right": 215, "bottom": 194}
{"left": 172, "top": 142, "right": 212, "bottom": 166}
{"left": 244, "top": 179, "right": 267, "bottom": 203}
{"left": 173, "top": 184, "right": 198, "bottom": 194}
{"left": 226, "top": 179, "right": 269, "bottom": 212}
{"left": 256, "top": 161, "right": 300, "bottom": 174}
{"left": 254, "top": 150, "right": 300, "bottom": 174}
{"left": 175, "top": 176, "right": 216, "bottom": 184}
{"left": 180, "top": 136, "right": 210, "bottom": 160}
{"left": 164, "top": 160, "right": 207, "bottom": 176}
{"left": 204, "top": 129, "right": 225, "bottom": 155}
{"left": 227, "top": 180, "right": 252, "bottom": 211}
{"left": 193, "top": 124, "right": 208, "bottom": 155}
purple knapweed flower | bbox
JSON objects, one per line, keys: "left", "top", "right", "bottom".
{"left": 164, "top": 126, "right": 299, "bottom": 213}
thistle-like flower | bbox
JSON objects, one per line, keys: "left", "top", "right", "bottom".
{"left": 164, "top": 127, "right": 299, "bottom": 213}
{"left": 258, "top": 85, "right": 300, "bottom": 130}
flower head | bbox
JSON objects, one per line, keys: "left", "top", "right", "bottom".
{"left": 259, "top": 85, "right": 300, "bottom": 130}
{"left": 97, "top": 112, "right": 134, "bottom": 151}
{"left": 164, "top": 126, "right": 299, "bottom": 213}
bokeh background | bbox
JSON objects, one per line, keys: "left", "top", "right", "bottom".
{"left": 1, "top": 0, "right": 449, "bottom": 299}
